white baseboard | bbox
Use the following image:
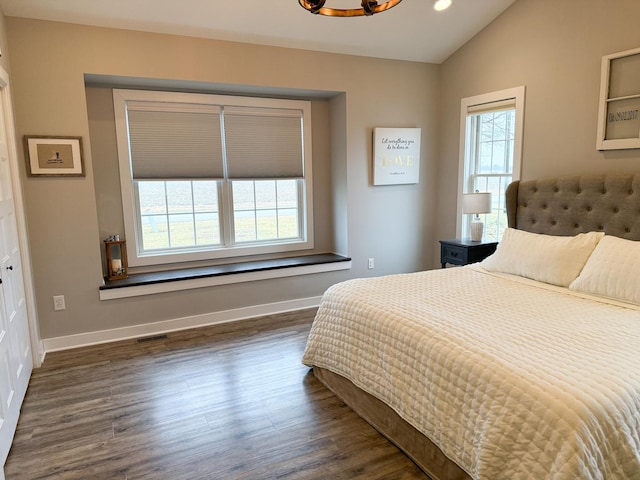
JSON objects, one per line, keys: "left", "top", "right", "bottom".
{"left": 43, "top": 296, "right": 322, "bottom": 353}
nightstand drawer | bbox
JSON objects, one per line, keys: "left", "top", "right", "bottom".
{"left": 440, "top": 244, "right": 468, "bottom": 266}
{"left": 439, "top": 239, "right": 498, "bottom": 268}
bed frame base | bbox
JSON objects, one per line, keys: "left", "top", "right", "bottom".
{"left": 313, "top": 367, "right": 471, "bottom": 480}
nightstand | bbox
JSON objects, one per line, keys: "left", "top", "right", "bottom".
{"left": 439, "top": 238, "right": 498, "bottom": 268}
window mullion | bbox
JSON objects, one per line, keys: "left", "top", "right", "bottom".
{"left": 164, "top": 181, "right": 171, "bottom": 247}
{"left": 274, "top": 181, "right": 280, "bottom": 238}
{"left": 496, "top": 176, "right": 505, "bottom": 237}
{"left": 252, "top": 182, "right": 258, "bottom": 241}
{"left": 190, "top": 181, "right": 196, "bottom": 245}
{"left": 221, "top": 180, "right": 234, "bottom": 247}
{"left": 463, "top": 116, "right": 480, "bottom": 237}
{"left": 470, "top": 116, "right": 480, "bottom": 193}
{"left": 490, "top": 113, "right": 496, "bottom": 175}
{"left": 133, "top": 181, "right": 144, "bottom": 254}
{"left": 219, "top": 106, "right": 234, "bottom": 249}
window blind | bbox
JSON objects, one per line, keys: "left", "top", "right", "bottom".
{"left": 224, "top": 106, "right": 304, "bottom": 179}
{"left": 466, "top": 98, "right": 516, "bottom": 115}
{"left": 127, "top": 101, "right": 224, "bottom": 180}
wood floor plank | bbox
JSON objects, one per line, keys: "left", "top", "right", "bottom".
{"left": 4, "top": 309, "right": 428, "bottom": 479}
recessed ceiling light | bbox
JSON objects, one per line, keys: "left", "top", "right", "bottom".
{"left": 434, "top": 0, "right": 452, "bottom": 11}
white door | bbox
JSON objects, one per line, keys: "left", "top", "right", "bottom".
{"left": 0, "top": 73, "right": 33, "bottom": 468}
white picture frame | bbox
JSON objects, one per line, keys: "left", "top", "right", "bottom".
{"left": 24, "top": 135, "right": 85, "bottom": 176}
{"left": 372, "top": 127, "right": 421, "bottom": 185}
{"left": 596, "top": 47, "right": 640, "bottom": 151}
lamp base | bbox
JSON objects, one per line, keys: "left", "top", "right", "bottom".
{"left": 470, "top": 220, "right": 484, "bottom": 242}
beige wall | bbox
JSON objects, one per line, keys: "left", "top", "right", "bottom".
{"left": 437, "top": 0, "right": 640, "bottom": 254}
{"left": 5, "top": 18, "right": 439, "bottom": 340}
{"left": 11, "top": 0, "right": 639, "bottom": 343}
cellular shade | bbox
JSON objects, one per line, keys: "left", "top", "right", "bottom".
{"left": 466, "top": 98, "right": 516, "bottom": 115}
{"left": 127, "top": 101, "right": 224, "bottom": 180}
{"left": 224, "top": 106, "right": 304, "bottom": 179}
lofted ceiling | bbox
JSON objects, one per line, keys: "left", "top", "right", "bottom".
{"left": 0, "top": 0, "right": 516, "bottom": 63}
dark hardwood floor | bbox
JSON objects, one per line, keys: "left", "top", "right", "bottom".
{"left": 4, "top": 309, "right": 429, "bottom": 479}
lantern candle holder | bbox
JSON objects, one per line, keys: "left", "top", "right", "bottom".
{"left": 104, "top": 235, "right": 128, "bottom": 280}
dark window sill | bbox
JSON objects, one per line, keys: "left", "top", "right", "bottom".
{"left": 99, "top": 253, "right": 351, "bottom": 298}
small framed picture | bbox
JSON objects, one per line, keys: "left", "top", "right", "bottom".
{"left": 24, "top": 135, "right": 84, "bottom": 176}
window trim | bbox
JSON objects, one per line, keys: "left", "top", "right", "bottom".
{"left": 113, "top": 89, "right": 314, "bottom": 267}
{"left": 456, "top": 86, "right": 525, "bottom": 239}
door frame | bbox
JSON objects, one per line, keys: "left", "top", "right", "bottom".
{"left": 0, "top": 65, "right": 42, "bottom": 367}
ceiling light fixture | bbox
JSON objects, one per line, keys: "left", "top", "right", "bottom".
{"left": 299, "top": 0, "right": 403, "bottom": 17}
{"left": 433, "top": 0, "right": 452, "bottom": 11}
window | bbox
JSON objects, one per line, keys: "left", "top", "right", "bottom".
{"left": 458, "top": 87, "right": 525, "bottom": 242}
{"left": 113, "top": 89, "right": 313, "bottom": 267}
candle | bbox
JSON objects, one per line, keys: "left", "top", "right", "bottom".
{"left": 111, "top": 258, "right": 122, "bottom": 274}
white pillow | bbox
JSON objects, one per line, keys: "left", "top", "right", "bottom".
{"left": 569, "top": 235, "right": 640, "bottom": 305}
{"left": 481, "top": 228, "right": 604, "bottom": 287}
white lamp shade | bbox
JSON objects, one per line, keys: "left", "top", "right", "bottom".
{"left": 462, "top": 192, "right": 492, "bottom": 214}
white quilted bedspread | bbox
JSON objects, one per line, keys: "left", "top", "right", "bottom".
{"left": 302, "top": 266, "right": 640, "bottom": 480}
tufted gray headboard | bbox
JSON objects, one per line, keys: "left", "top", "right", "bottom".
{"left": 506, "top": 174, "right": 640, "bottom": 240}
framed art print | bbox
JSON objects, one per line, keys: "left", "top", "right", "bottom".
{"left": 373, "top": 127, "right": 421, "bottom": 185}
{"left": 24, "top": 135, "right": 84, "bottom": 176}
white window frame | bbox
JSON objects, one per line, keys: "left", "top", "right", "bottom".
{"left": 456, "top": 86, "right": 525, "bottom": 240}
{"left": 113, "top": 89, "right": 314, "bottom": 267}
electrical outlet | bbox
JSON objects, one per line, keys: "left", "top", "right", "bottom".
{"left": 53, "top": 295, "right": 66, "bottom": 311}
{"left": 368, "top": 257, "right": 374, "bottom": 269}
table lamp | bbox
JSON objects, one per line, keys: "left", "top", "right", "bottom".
{"left": 462, "top": 192, "right": 492, "bottom": 242}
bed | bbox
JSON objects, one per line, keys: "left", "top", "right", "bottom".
{"left": 302, "top": 174, "right": 640, "bottom": 480}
